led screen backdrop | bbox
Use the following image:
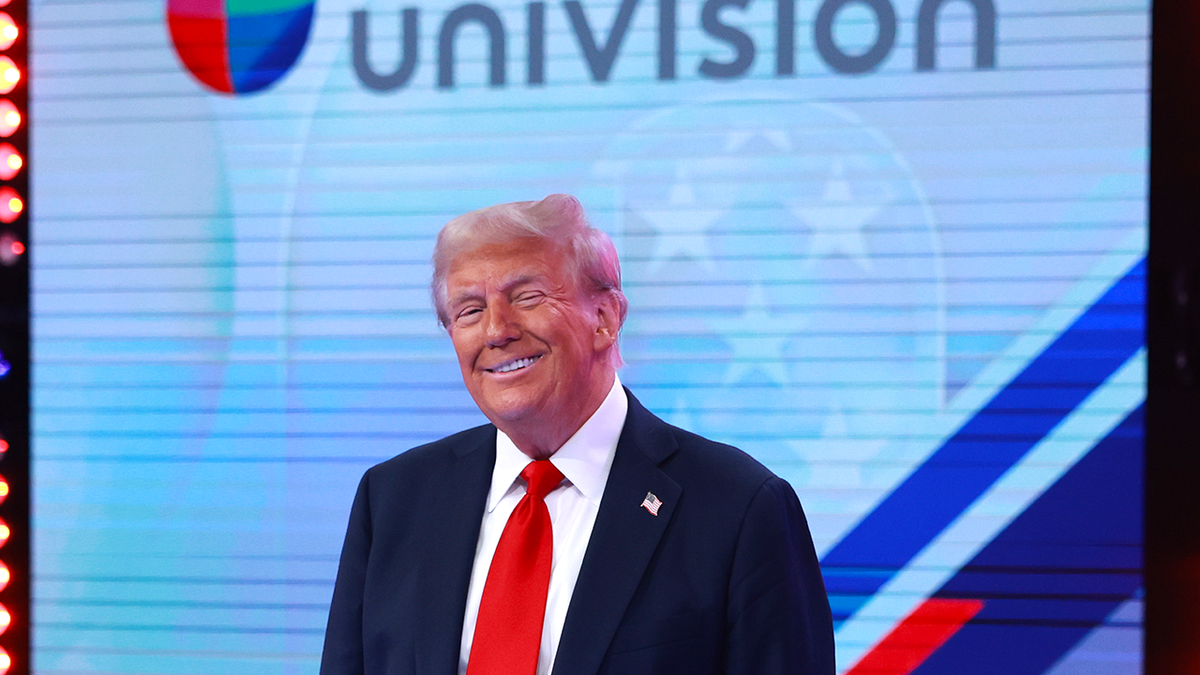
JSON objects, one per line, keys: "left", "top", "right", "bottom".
{"left": 31, "top": 0, "right": 1146, "bottom": 671}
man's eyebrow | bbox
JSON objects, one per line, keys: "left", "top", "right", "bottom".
{"left": 447, "top": 288, "right": 482, "bottom": 309}
{"left": 501, "top": 274, "right": 542, "bottom": 292}
{"left": 447, "top": 274, "right": 543, "bottom": 308}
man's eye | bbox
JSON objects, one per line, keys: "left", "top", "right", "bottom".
{"left": 456, "top": 307, "right": 482, "bottom": 322}
{"left": 514, "top": 292, "right": 544, "bottom": 305}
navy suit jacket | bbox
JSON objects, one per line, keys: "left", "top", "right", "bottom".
{"left": 320, "top": 391, "right": 835, "bottom": 675}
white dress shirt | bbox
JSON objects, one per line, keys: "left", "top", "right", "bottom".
{"left": 458, "top": 376, "right": 627, "bottom": 675}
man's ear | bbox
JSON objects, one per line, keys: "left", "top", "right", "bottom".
{"left": 593, "top": 292, "right": 622, "bottom": 352}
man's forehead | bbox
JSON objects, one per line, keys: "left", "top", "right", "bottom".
{"left": 449, "top": 270, "right": 545, "bottom": 296}
{"left": 446, "top": 248, "right": 571, "bottom": 302}
{"left": 449, "top": 241, "right": 564, "bottom": 282}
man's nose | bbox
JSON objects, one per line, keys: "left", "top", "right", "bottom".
{"left": 484, "top": 302, "right": 520, "bottom": 347}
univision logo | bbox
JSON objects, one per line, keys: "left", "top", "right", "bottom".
{"left": 167, "top": 0, "right": 315, "bottom": 95}
{"left": 167, "top": 0, "right": 996, "bottom": 95}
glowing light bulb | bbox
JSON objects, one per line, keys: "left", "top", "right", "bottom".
{"left": 0, "top": 439, "right": 6, "bottom": 452}
{"left": 0, "top": 520, "right": 11, "bottom": 547}
{"left": 0, "top": 475, "right": 8, "bottom": 503}
{"left": 0, "top": 563, "right": 10, "bottom": 591}
{"left": 0, "top": 13, "right": 15, "bottom": 50}
{"left": 0, "top": 143, "right": 19, "bottom": 179}
{"left": 0, "top": 646, "right": 12, "bottom": 673}
{"left": 0, "top": 186, "right": 20, "bottom": 223}
{"left": 0, "top": 605, "right": 11, "bottom": 634}
{"left": 0, "top": 100, "right": 19, "bottom": 137}
{"left": 0, "top": 57, "right": 17, "bottom": 94}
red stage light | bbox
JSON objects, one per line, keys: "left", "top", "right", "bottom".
{"left": 0, "top": 0, "right": 14, "bottom": 645}
{"left": 1, "top": 232, "right": 22, "bottom": 262}
{"left": 0, "top": 0, "right": 18, "bottom": 661}
{"left": 0, "top": 101, "right": 18, "bottom": 137}
{"left": 0, "top": 187, "right": 20, "bottom": 223}
{"left": 0, "top": 57, "right": 17, "bottom": 94}
{"left": 0, "top": 143, "right": 19, "bottom": 180}
{"left": 0, "top": 13, "right": 16, "bottom": 51}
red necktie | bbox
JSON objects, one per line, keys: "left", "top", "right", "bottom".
{"left": 466, "top": 460, "right": 565, "bottom": 675}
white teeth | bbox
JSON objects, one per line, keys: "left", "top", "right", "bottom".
{"left": 493, "top": 356, "right": 539, "bottom": 373}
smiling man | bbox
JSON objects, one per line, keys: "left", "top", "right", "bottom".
{"left": 320, "top": 195, "right": 834, "bottom": 675}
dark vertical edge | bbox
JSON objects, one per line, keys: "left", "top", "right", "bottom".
{"left": 527, "top": 2, "right": 545, "bottom": 84}
{"left": 775, "top": 0, "right": 793, "bottom": 75}
{"left": 0, "top": 0, "right": 29, "bottom": 671}
{"left": 657, "top": 0, "right": 675, "bottom": 80}
{"left": 1147, "top": 0, "right": 1200, "bottom": 672}
{"left": 3, "top": 0, "right": 29, "bottom": 671}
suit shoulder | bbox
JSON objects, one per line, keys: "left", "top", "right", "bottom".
{"left": 660, "top": 422, "right": 778, "bottom": 492}
{"left": 365, "top": 423, "right": 494, "bottom": 483}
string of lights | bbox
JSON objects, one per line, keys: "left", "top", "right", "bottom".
{"left": 0, "top": 0, "right": 26, "bottom": 670}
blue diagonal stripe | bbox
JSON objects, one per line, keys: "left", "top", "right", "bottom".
{"left": 821, "top": 257, "right": 1145, "bottom": 625}
{"left": 912, "top": 404, "right": 1143, "bottom": 675}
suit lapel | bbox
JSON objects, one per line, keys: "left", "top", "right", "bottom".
{"left": 416, "top": 427, "right": 496, "bottom": 675}
{"left": 551, "top": 392, "right": 682, "bottom": 675}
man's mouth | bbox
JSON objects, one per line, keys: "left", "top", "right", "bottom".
{"left": 486, "top": 355, "right": 542, "bottom": 374}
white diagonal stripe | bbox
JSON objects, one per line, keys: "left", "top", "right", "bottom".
{"left": 835, "top": 347, "right": 1146, "bottom": 672}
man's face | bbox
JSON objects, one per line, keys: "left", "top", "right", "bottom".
{"left": 444, "top": 237, "right": 616, "bottom": 450}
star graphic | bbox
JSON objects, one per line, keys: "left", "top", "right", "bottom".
{"left": 637, "top": 180, "right": 725, "bottom": 274}
{"left": 791, "top": 159, "right": 883, "bottom": 272}
{"left": 707, "top": 284, "right": 807, "bottom": 387}
{"left": 724, "top": 129, "right": 793, "bottom": 153}
{"left": 787, "top": 404, "right": 886, "bottom": 491}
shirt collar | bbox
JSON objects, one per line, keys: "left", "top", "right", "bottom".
{"left": 488, "top": 375, "right": 627, "bottom": 512}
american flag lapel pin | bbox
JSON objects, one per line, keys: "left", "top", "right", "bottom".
{"left": 640, "top": 491, "right": 662, "bottom": 516}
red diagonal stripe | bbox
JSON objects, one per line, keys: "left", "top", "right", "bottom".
{"left": 846, "top": 598, "right": 985, "bottom": 675}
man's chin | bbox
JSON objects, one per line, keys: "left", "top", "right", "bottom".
{"left": 476, "top": 393, "right": 544, "bottom": 428}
